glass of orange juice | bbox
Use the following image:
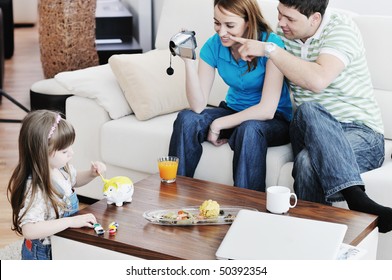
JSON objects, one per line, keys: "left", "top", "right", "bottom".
{"left": 157, "top": 156, "right": 179, "bottom": 183}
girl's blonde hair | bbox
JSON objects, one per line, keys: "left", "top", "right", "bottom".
{"left": 214, "top": 0, "right": 273, "bottom": 72}
{"left": 7, "top": 110, "right": 75, "bottom": 235}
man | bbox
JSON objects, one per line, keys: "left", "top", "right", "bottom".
{"left": 231, "top": 0, "right": 392, "bottom": 233}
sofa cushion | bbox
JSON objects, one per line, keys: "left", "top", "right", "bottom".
{"left": 109, "top": 50, "right": 190, "bottom": 121}
{"left": 101, "top": 113, "right": 178, "bottom": 174}
{"left": 195, "top": 142, "right": 293, "bottom": 187}
{"left": 54, "top": 64, "right": 132, "bottom": 119}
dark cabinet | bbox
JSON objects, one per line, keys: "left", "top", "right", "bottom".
{"left": 95, "top": 0, "right": 142, "bottom": 64}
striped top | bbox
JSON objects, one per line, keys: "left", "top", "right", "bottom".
{"left": 277, "top": 10, "right": 384, "bottom": 134}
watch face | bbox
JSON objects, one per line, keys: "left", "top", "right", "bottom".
{"left": 265, "top": 43, "right": 275, "bottom": 58}
{"left": 266, "top": 43, "right": 276, "bottom": 52}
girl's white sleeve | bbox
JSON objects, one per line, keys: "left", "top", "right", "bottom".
{"left": 18, "top": 180, "right": 55, "bottom": 228}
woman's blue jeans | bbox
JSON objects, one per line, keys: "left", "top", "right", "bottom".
{"left": 169, "top": 101, "right": 290, "bottom": 191}
{"left": 290, "top": 102, "right": 384, "bottom": 204}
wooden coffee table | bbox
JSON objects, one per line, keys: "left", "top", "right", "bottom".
{"left": 52, "top": 174, "right": 378, "bottom": 260}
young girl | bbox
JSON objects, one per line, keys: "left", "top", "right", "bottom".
{"left": 7, "top": 110, "right": 106, "bottom": 260}
{"left": 169, "top": 0, "right": 292, "bottom": 191}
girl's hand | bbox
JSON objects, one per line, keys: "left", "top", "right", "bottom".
{"left": 21, "top": 214, "right": 98, "bottom": 240}
{"left": 69, "top": 213, "right": 97, "bottom": 228}
{"left": 90, "top": 161, "right": 107, "bottom": 177}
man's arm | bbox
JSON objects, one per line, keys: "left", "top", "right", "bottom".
{"left": 267, "top": 46, "right": 345, "bottom": 93}
{"left": 230, "top": 36, "right": 345, "bottom": 93}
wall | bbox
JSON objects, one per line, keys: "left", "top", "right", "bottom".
{"left": 136, "top": 0, "right": 392, "bottom": 51}
{"left": 121, "top": 0, "right": 153, "bottom": 51}
{"left": 329, "top": 0, "right": 392, "bottom": 16}
{"left": 152, "top": 0, "right": 164, "bottom": 49}
{"left": 151, "top": 0, "right": 392, "bottom": 41}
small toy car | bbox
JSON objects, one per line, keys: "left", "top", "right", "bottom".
{"left": 94, "top": 223, "right": 105, "bottom": 235}
{"left": 109, "top": 221, "right": 119, "bottom": 228}
{"left": 108, "top": 221, "right": 119, "bottom": 235}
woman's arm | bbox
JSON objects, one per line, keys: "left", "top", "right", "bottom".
{"left": 184, "top": 59, "right": 216, "bottom": 113}
{"left": 21, "top": 213, "right": 97, "bottom": 240}
{"left": 208, "top": 60, "right": 284, "bottom": 145}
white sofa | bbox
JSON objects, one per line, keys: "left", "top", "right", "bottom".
{"left": 30, "top": 0, "right": 392, "bottom": 259}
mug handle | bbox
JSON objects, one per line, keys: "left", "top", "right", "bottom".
{"left": 289, "top": 193, "right": 298, "bottom": 208}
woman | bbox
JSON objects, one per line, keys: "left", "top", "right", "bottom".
{"left": 169, "top": 0, "right": 292, "bottom": 191}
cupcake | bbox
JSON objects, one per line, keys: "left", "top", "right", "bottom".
{"left": 199, "top": 199, "right": 220, "bottom": 218}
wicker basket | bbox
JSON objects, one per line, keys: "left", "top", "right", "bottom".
{"left": 38, "top": 0, "right": 99, "bottom": 78}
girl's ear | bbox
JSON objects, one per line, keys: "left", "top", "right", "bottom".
{"left": 48, "top": 150, "right": 56, "bottom": 158}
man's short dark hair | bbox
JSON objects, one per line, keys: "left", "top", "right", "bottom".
{"left": 279, "top": 0, "right": 329, "bottom": 17}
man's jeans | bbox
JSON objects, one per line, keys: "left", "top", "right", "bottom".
{"left": 169, "top": 102, "right": 290, "bottom": 191}
{"left": 290, "top": 102, "right": 385, "bottom": 204}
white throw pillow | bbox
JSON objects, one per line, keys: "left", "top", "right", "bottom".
{"left": 54, "top": 64, "right": 132, "bottom": 119}
{"left": 109, "top": 49, "right": 189, "bottom": 121}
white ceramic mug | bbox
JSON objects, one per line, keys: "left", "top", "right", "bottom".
{"left": 266, "top": 186, "right": 297, "bottom": 214}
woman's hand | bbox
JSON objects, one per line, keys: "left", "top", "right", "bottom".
{"left": 207, "top": 125, "right": 228, "bottom": 147}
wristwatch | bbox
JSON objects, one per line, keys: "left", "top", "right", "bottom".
{"left": 264, "top": 42, "right": 277, "bottom": 58}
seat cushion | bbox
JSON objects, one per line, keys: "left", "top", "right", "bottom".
{"left": 101, "top": 113, "right": 178, "bottom": 174}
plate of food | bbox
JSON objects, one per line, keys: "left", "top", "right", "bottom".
{"left": 143, "top": 200, "right": 258, "bottom": 226}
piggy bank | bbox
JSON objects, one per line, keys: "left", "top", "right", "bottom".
{"left": 102, "top": 176, "right": 134, "bottom": 207}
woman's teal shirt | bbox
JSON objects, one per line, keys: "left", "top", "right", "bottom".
{"left": 200, "top": 31, "right": 292, "bottom": 121}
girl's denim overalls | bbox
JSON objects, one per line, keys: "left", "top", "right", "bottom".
{"left": 21, "top": 188, "right": 79, "bottom": 260}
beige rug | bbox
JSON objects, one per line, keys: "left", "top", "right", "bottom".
{"left": 0, "top": 240, "right": 22, "bottom": 260}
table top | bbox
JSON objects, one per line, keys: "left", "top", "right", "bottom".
{"left": 56, "top": 174, "right": 378, "bottom": 260}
